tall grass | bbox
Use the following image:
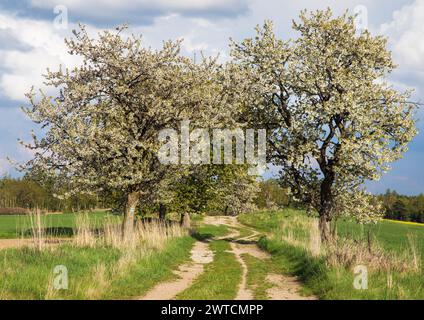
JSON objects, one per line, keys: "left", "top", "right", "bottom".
{"left": 0, "top": 213, "right": 192, "bottom": 299}
{"left": 28, "top": 208, "right": 45, "bottom": 251}
{"left": 259, "top": 211, "right": 419, "bottom": 273}
{"left": 73, "top": 214, "right": 186, "bottom": 251}
{"left": 239, "top": 209, "right": 424, "bottom": 299}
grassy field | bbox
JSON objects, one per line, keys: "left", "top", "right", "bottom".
{"left": 239, "top": 209, "right": 424, "bottom": 300}
{"left": 192, "top": 224, "right": 229, "bottom": 240}
{"left": 0, "top": 212, "right": 116, "bottom": 238}
{"left": 2, "top": 209, "right": 423, "bottom": 300}
{"left": 336, "top": 218, "right": 424, "bottom": 257}
{"left": 0, "top": 236, "right": 194, "bottom": 299}
{"left": 0, "top": 212, "right": 234, "bottom": 300}
{"left": 0, "top": 215, "right": 195, "bottom": 300}
{"left": 239, "top": 209, "right": 424, "bottom": 259}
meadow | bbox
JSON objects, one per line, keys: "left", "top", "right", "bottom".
{"left": 1, "top": 208, "right": 423, "bottom": 300}
{"left": 238, "top": 209, "right": 424, "bottom": 299}
{"left": 0, "top": 214, "right": 194, "bottom": 299}
{"left": 0, "top": 212, "right": 115, "bottom": 238}
{"left": 336, "top": 218, "right": 424, "bottom": 256}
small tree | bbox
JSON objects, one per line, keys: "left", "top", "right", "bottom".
{"left": 171, "top": 164, "right": 258, "bottom": 216}
{"left": 255, "top": 179, "right": 290, "bottom": 210}
{"left": 20, "top": 25, "right": 236, "bottom": 239}
{"left": 231, "top": 9, "right": 417, "bottom": 241}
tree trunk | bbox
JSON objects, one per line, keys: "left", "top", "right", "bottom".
{"left": 319, "top": 175, "right": 334, "bottom": 242}
{"left": 224, "top": 205, "right": 229, "bottom": 216}
{"left": 122, "top": 191, "right": 140, "bottom": 240}
{"left": 180, "top": 212, "right": 191, "bottom": 229}
{"left": 318, "top": 213, "right": 331, "bottom": 243}
{"left": 159, "top": 203, "right": 167, "bottom": 221}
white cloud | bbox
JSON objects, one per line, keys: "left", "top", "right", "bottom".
{"left": 0, "top": 13, "right": 88, "bottom": 101}
{"left": 0, "top": 10, "right": 234, "bottom": 102}
{"left": 133, "top": 14, "right": 230, "bottom": 59}
{"left": 31, "top": 0, "right": 245, "bottom": 11}
{"left": 380, "top": 0, "right": 424, "bottom": 74}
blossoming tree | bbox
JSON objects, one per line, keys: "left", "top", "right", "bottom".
{"left": 231, "top": 9, "right": 417, "bottom": 241}
{"left": 21, "top": 25, "right": 240, "bottom": 239}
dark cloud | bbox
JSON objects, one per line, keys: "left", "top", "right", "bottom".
{"left": 1, "top": 0, "right": 249, "bottom": 27}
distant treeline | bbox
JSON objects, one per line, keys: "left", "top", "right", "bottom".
{"left": 256, "top": 184, "right": 424, "bottom": 223}
{"left": 1, "top": 176, "right": 422, "bottom": 222}
{"left": 0, "top": 175, "right": 290, "bottom": 215}
{"left": 0, "top": 175, "right": 107, "bottom": 213}
{"left": 378, "top": 190, "right": 424, "bottom": 223}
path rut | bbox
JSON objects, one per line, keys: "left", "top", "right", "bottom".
{"left": 139, "top": 241, "right": 214, "bottom": 300}
{"left": 204, "top": 215, "right": 317, "bottom": 300}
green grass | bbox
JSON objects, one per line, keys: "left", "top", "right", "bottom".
{"left": 0, "top": 212, "right": 115, "bottom": 239}
{"left": 0, "top": 236, "right": 195, "bottom": 300}
{"left": 233, "top": 226, "right": 254, "bottom": 239}
{"left": 335, "top": 219, "right": 424, "bottom": 259}
{"left": 238, "top": 210, "right": 287, "bottom": 232}
{"left": 242, "top": 254, "right": 276, "bottom": 299}
{"left": 0, "top": 244, "right": 121, "bottom": 299}
{"left": 239, "top": 209, "right": 424, "bottom": 300}
{"left": 177, "top": 240, "right": 242, "bottom": 300}
{"left": 191, "top": 224, "right": 229, "bottom": 241}
{"left": 190, "top": 214, "right": 205, "bottom": 223}
{"left": 178, "top": 223, "right": 241, "bottom": 299}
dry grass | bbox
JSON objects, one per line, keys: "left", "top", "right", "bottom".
{"left": 309, "top": 219, "right": 321, "bottom": 257}
{"left": 24, "top": 209, "right": 187, "bottom": 257}
{"left": 85, "top": 263, "right": 108, "bottom": 299}
{"left": 324, "top": 230, "right": 421, "bottom": 273}
{"left": 70, "top": 210, "right": 187, "bottom": 249}
{"left": 28, "top": 208, "right": 45, "bottom": 251}
{"left": 273, "top": 213, "right": 419, "bottom": 273}
{"left": 73, "top": 213, "right": 97, "bottom": 247}
{"left": 406, "top": 234, "right": 421, "bottom": 272}
{"left": 77, "top": 219, "right": 187, "bottom": 298}
{"left": 325, "top": 237, "right": 413, "bottom": 272}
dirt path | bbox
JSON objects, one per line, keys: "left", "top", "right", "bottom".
{"left": 266, "top": 274, "right": 316, "bottom": 300}
{"left": 203, "top": 216, "right": 260, "bottom": 241}
{"left": 0, "top": 239, "right": 30, "bottom": 250}
{"left": 203, "top": 215, "right": 316, "bottom": 300}
{"left": 0, "top": 238, "right": 70, "bottom": 250}
{"left": 231, "top": 242, "right": 255, "bottom": 300}
{"left": 139, "top": 241, "right": 214, "bottom": 300}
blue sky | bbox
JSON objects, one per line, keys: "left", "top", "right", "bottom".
{"left": 0, "top": 0, "right": 423, "bottom": 194}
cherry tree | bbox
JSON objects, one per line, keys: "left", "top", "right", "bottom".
{"left": 231, "top": 9, "right": 417, "bottom": 241}
{"left": 21, "top": 25, "right": 240, "bottom": 239}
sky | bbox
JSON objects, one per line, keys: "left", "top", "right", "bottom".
{"left": 0, "top": 0, "right": 424, "bottom": 194}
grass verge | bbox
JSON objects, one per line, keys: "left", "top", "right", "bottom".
{"left": 177, "top": 240, "right": 241, "bottom": 300}
{"left": 191, "top": 224, "right": 229, "bottom": 241}
{"left": 242, "top": 253, "right": 275, "bottom": 299}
